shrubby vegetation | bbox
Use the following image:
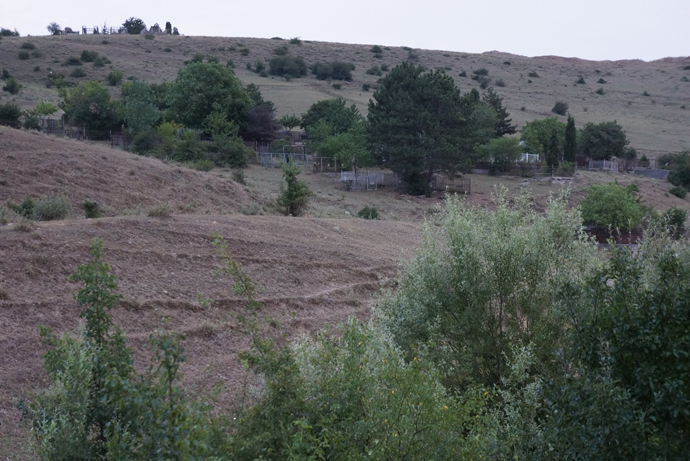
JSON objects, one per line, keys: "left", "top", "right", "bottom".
{"left": 268, "top": 55, "right": 307, "bottom": 79}
{"left": 310, "top": 61, "right": 355, "bottom": 81}
{"left": 580, "top": 120, "right": 629, "bottom": 160}
{"left": 579, "top": 182, "right": 643, "bottom": 230}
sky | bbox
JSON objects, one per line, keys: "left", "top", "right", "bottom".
{"left": 2, "top": 0, "right": 688, "bottom": 62}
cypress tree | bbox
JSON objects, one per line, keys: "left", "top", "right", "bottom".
{"left": 564, "top": 115, "right": 577, "bottom": 162}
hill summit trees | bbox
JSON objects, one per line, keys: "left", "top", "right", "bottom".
{"left": 367, "top": 62, "right": 498, "bottom": 194}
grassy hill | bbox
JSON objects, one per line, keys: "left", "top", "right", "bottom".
{"left": 0, "top": 34, "right": 689, "bottom": 155}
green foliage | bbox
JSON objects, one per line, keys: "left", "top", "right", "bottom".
{"left": 564, "top": 114, "right": 577, "bottom": 162}
{"left": 580, "top": 120, "right": 628, "bottom": 160}
{"left": 0, "top": 102, "right": 23, "bottom": 127}
{"left": 366, "top": 65, "right": 382, "bottom": 76}
{"left": 63, "top": 56, "right": 82, "bottom": 66}
{"left": 277, "top": 162, "right": 312, "bottom": 216}
{"left": 82, "top": 199, "right": 102, "bottom": 218}
{"left": 124, "top": 79, "right": 160, "bottom": 138}
{"left": 670, "top": 185, "right": 687, "bottom": 198}
{"left": 575, "top": 76, "right": 586, "bottom": 84}
{"left": 32, "top": 195, "right": 70, "bottom": 221}
{"left": 317, "top": 121, "right": 373, "bottom": 174}
{"left": 59, "top": 81, "right": 123, "bottom": 139}
{"left": 207, "top": 133, "right": 253, "bottom": 167}
{"left": 2, "top": 77, "right": 21, "bottom": 94}
{"left": 310, "top": 61, "right": 355, "bottom": 81}
{"left": 521, "top": 117, "right": 565, "bottom": 158}
{"left": 301, "top": 98, "right": 361, "bottom": 134}
{"left": 106, "top": 69, "right": 123, "bottom": 86}
{"left": 562, "top": 243, "right": 690, "bottom": 458}
{"left": 597, "top": 77, "right": 607, "bottom": 83}
{"left": 476, "top": 136, "right": 522, "bottom": 172}
{"left": 357, "top": 206, "right": 379, "bottom": 219}
{"left": 661, "top": 206, "right": 687, "bottom": 238}
{"left": 47, "top": 22, "right": 62, "bottom": 35}
{"left": 172, "top": 130, "right": 205, "bottom": 162}
{"left": 544, "top": 130, "right": 561, "bottom": 167}
{"left": 370, "top": 45, "right": 383, "bottom": 53}
{"left": 0, "top": 28, "right": 19, "bottom": 36}
{"left": 528, "top": 70, "right": 540, "bottom": 78}
{"left": 482, "top": 87, "right": 517, "bottom": 136}
{"left": 244, "top": 103, "right": 280, "bottom": 143}
{"left": 167, "top": 62, "right": 252, "bottom": 130}
{"left": 595, "top": 87, "right": 605, "bottom": 95}
{"left": 80, "top": 50, "right": 99, "bottom": 62}
{"left": 289, "top": 37, "right": 302, "bottom": 45}
{"left": 551, "top": 101, "right": 568, "bottom": 115}
{"left": 69, "top": 67, "right": 86, "bottom": 78}
{"left": 122, "top": 17, "right": 146, "bottom": 34}
{"left": 8, "top": 197, "right": 35, "bottom": 218}
{"left": 20, "top": 41, "right": 35, "bottom": 50}
{"left": 1, "top": 69, "right": 11, "bottom": 79}
{"left": 368, "top": 63, "right": 496, "bottom": 194}
{"left": 458, "top": 70, "right": 467, "bottom": 77}
{"left": 278, "top": 113, "right": 300, "bottom": 131}
{"left": 376, "top": 189, "right": 597, "bottom": 390}
{"left": 473, "top": 68, "right": 489, "bottom": 76}
{"left": 579, "top": 183, "right": 642, "bottom": 230}
{"left": 18, "top": 50, "right": 30, "bottom": 60}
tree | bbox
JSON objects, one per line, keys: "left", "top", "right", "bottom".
{"left": 122, "top": 17, "right": 146, "bottom": 35}
{"left": 279, "top": 114, "right": 301, "bottom": 131}
{"left": 482, "top": 87, "right": 517, "bottom": 136}
{"left": 277, "top": 162, "right": 312, "bottom": 216}
{"left": 551, "top": 101, "right": 568, "bottom": 115}
{"left": 317, "top": 121, "right": 373, "bottom": 176}
{"left": 59, "top": 81, "right": 123, "bottom": 139}
{"left": 243, "top": 103, "right": 280, "bottom": 143}
{"left": 368, "top": 62, "right": 493, "bottom": 194}
{"left": 165, "top": 21, "right": 172, "bottom": 34}
{"left": 580, "top": 120, "right": 628, "bottom": 160}
{"left": 476, "top": 136, "right": 522, "bottom": 172}
{"left": 167, "top": 62, "right": 252, "bottom": 130}
{"left": 124, "top": 80, "right": 160, "bottom": 138}
{"left": 564, "top": 114, "right": 577, "bottom": 162}
{"left": 520, "top": 117, "right": 566, "bottom": 157}
{"left": 46, "top": 22, "right": 62, "bottom": 35}
{"left": 545, "top": 130, "right": 560, "bottom": 167}
{"left": 301, "top": 98, "right": 360, "bottom": 133}
{"left": 578, "top": 183, "right": 642, "bottom": 230}
{"left": 0, "top": 102, "right": 22, "bottom": 128}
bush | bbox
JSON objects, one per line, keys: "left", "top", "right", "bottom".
{"left": 0, "top": 102, "right": 22, "bottom": 127}
{"left": 361, "top": 83, "right": 371, "bottom": 91}
{"left": 597, "top": 78, "right": 607, "bottom": 84}
{"left": 17, "top": 50, "right": 30, "bottom": 60}
{"left": 370, "top": 45, "right": 383, "bottom": 53}
{"left": 82, "top": 199, "right": 102, "bottom": 218}
{"left": 332, "top": 83, "right": 341, "bottom": 90}
{"left": 670, "top": 185, "right": 687, "bottom": 198}
{"left": 473, "top": 68, "right": 489, "bottom": 76}
{"left": 273, "top": 45, "right": 289, "bottom": 56}
{"left": 189, "top": 159, "right": 215, "bottom": 171}
{"left": 277, "top": 162, "right": 312, "bottom": 216}
{"left": 8, "top": 197, "right": 34, "bottom": 218}
{"left": 579, "top": 183, "right": 642, "bottom": 230}
{"left": 357, "top": 206, "right": 380, "bottom": 219}
{"left": 146, "top": 203, "right": 172, "bottom": 217}
{"left": 144, "top": 34, "right": 154, "bottom": 40}
{"left": 643, "top": 90, "right": 650, "bottom": 96}
{"left": 1, "top": 69, "right": 11, "bottom": 79}
{"left": 131, "top": 128, "right": 163, "bottom": 155}
{"left": 575, "top": 76, "right": 586, "bottom": 84}
{"left": 32, "top": 195, "right": 70, "bottom": 221}
{"left": 494, "top": 78, "right": 505, "bottom": 87}
{"left": 63, "top": 56, "right": 82, "bottom": 66}
{"left": 551, "top": 101, "right": 568, "bottom": 115}
{"left": 207, "top": 134, "right": 253, "bottom": 167}
{"left": 310, "top": 61, "right": 355, "bottom": 81}
{"left": 595, "top": 87, "right": 604, "bottom": 95}
{"left": 70, "top": 68, "right": 86, "bottom": 78}
{"left": 289, "top": 37, "right": 302, "bottom": 45}
{"left": 92, "top": 55, "right": 110, "bottom": 68}
{"left": 20, "top": 41, "right": 35, "bottom": 50}
{"left": 2, "top": 77, "right": 21, "bottom": 94}
{"left": 80, "top": 50, "right": 99, "bottom": 62}
{"left": 106, "top": 70, "right": 123, "bottom": 86}
{"left": 365, "top": 66, "right": 382, "bottom": 76}
{"left": 240, "top": 202, "right": 263, "bottom": 215}
{"left": 268, "top": 55, "right": 307, "bottom": 79}
{"left": 459, "top": 70, "right": 467, "bottom": 77}
{"left": 239, "top": 47, "right": 249, "bottom": 56}
{"left": 528, "top": 71, "right": 540, "bottom": 78}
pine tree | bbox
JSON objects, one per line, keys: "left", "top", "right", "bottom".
{"left": 564, "top": 115, "right": 577, "bottom": 162}
{"left": 482, "top": 87, "right": 517, "bottom": 136}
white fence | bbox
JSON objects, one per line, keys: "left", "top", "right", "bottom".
{"left": 340, "top": 171, "right": 385, "bottom": 191}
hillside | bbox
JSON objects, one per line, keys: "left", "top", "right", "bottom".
{"left": 0, "top": 34, "right": 689, "bottom": 155}
{"left": 0, "top": 127, "right": 252, "bottom": 215}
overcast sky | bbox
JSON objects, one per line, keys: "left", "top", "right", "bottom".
{"left": 2, "top": 0, "right": 688, "bottom": 61}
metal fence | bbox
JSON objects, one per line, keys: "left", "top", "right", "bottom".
{"left": 259, "top": 152, "right": 310, "bottom": 167}
{"left": 430, "top": 176, "right": 471, "bottom": 194}
{"left": 340, "top": 171, "right": 386, "bottom": 191}
{"left": 588, "top": 160, "right": 619, "bottom": 172}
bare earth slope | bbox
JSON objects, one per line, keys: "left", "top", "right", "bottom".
{"left": 0, "top": 127, "right": 251, "bottom": 215}
{"left": 0, "top": 35, "right": 688, "bottom": 154}
{"left": 0, "top": 214, "right": 419, "bottom": 457}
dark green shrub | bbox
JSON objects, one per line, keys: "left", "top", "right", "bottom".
{"left": 1, "top": 69, "right": 11, "bottom": 79}
{"left": 189, "top": 159, "right": 215, "bottom": 171}
{"left": 33, "top": 65, "right": 40, "bottom": 72}
{"left": 277, "top": 162, "right": 312, "bottom": 216}
{"left": 289, "top": 37, "right": 301, "bottom": 45}
{"left": 595, "top": 87, "right": 604, "bottom": 95}
{"left": 80, "top": 50, "right": 98, "bottom": 62}
{"left": 669, "top": 186, "right": 687, "bottom": 199}
{"left": 494, "top": 78, "right": 505, "bottom": 87}
{"left": 207, "top": 134, "right": 253, "bottom": 167}
{"left": 63, "top": 56, "right": 82, "bottom": 66}
{"left": 131, "top": 128, "right": 163, "bottom": 155}
{"left": 17, "top": 50, "right": 30, "bottom": 60}
{"left": 268, "top": 55, "right": 307, "bottom": 79}
{"left": 459, "top": 70, "right": 467, "bottom": 77}
{"left": 171, "top": 131, "right": 205, "bottom": 162}
{"left": 92, "top": 55, "right": 110, "bottom": 68}
{"left": 362, "top": 83, "right": 371, "bottom": 91}
{"left": 46, "top": 72, "right": 66, "bottom": 88}
{"left": 575, "top": 76, "right": 586, "bottom": 84}
{"left": 20, "top": 41, "right": 35, "bottom": 50}
{"left": 70, "top": 67, "right": 86, "bottom": 78}
{"left": 681, "top": 76, "right": 689, "bottom": 82}
{"left": 31, "top": 50, "right": 42, "bottom": 58}
{"left": 597, "top": 78, "right": 607, "bottom": 84}
{"left": 206, "top": 55, "right": 219, "bottom": 64}
{"left": 190, "top": 53, "right": 204, "bottom": 63}
{"left": 82, "top": 199, "right": 102, "bottom": 218}
{"left": 0, "top": 28, "right": 19, "bottom": 36}
{"left": 662, "top": 206, "right": 687, "bottom": 237}
{"left": 240, "top": 47, "right": 249, "bottom": 56}
{"left": 274, "top": 45, "right": 289, "bottom": 56}
{"left": 311, "top": 61, "right": 355, "bottom": 81}
{"left": 552, "top": 101, "right": 568, "bottom": 115}
{"left": 2, "top": 77, "right": 21, "bottom": 94}
{"left": 380, "top": 64, "right": 389, "bottom": 72}
{"left": 0, "top": 102, "right": 22, "bottom": 127}
{"left": 366, "top": 65, "right": 382, "bottom": 76}
{"left": 332, "top": 83, "right": 341, "bottom": 90}
{"left": 357, "top": 206, "right": 380, "bottom": 219}
{"left": 9, "top": 198, "right": 34, "bottom": 218}
{"left": 643, "top": 90, "right": 650, "bottom": 96}
{"left": 22, "top": 109, "right": 41, "bottom": 130}
{"left": 528, "top": 70, "right": 540, "bottom": 78}
{"left": 163, "top": 47, "right": 171, "bottom": 52}
{"left": 106, "top": 70, "right": 123, "bottom": 86}
{"left": 32, "top": 195, "right": 70, "bottom": 221}
{"left": 370, "top": 45, "right": 383, "bottom": 53}
{"left": 473, "top": 68, "right": 489, "bottom": 76}
{"left": 144, "top": 34, "right": 154, "bottom": 40}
